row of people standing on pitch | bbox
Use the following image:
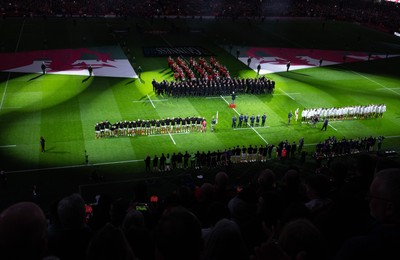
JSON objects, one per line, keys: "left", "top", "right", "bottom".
{"left": 152, "top": 76, "right": 275, "bottom": 97}
{"left": 95, "top": 116, "right": 207, "bottom": 138}
{"left": 301, "top": 104, "right": 386, "bottom": 122}
{"left": 231, "top": 113, "right": 267, "bottom": 128}
{"left": 147, "top": 139, "right": 306, "bottom": 173}
{"left": 313, "top": 135, "right": 385, "bottom": 159}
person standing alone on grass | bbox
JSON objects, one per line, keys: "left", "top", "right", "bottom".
{"left": 40, "top": 136, "right": 45, "bottom": 153}
{"left": 88, "top": 64, "right": 93, "bottom": 76}
{"left": 288, "top": 111, "right": 293, "bottom": 125}
{"left": 41, "top": 62, "right": 46, "bottom": 75}
{"left": 321, "top": 118, "right": 329, "bottom": 131}
{"left": 286, "top": 61, "right": 291, "bottom": 71}
{"left": 211, "top": 116, "right": 216, "bottom": 132}
{"left": 137, "top": 66, "right": 142, "bottom": 78}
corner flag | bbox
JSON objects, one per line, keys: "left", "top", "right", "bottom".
{"left": 216, "top": 111, "right": 219, "bottom": 124}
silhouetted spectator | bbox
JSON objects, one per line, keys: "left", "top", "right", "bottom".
{"left": 48, "top": 193, "right": 92, "bottom": 260}
{"left": 335, "top": 168, "right": 400, "bottom": 260}
{"left": 154, "top": 206, "right": 203, "bottom": 260}
{"left": 0, "top": 202, "right": 48, "bottom": 260}
{"left": 202, "top": 218, "right": 248, "bottom": 260}
{"left": 86, "top": 223, "right": 136, "bottom": 260}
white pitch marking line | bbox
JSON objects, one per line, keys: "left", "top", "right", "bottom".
{"left": 167, "top": 131, "right": 176, "bottom": 145}
{"left": 0, "top": 145, "right": 16, "bottom": 148}
{"left": 350, "top": 70, "right": 400, "bottom": 96}
{"left": 147, "top": 95, "right": 156, "bottom": 108}
{"left": 132, "top": 99, "right": 168, "bottom": 103}
{"left": 278, "top": 88, "right": 295, "bottom": 100}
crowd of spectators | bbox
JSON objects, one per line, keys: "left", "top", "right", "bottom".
{"left": 1, "top": 1, "right": 399, "bottom": 34}
{"left": 1, "top": 148, "right": 400, "bottom": 260}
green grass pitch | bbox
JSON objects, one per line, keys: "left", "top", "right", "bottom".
{"left": 0, "top": 17, "right": 399, "bottom": 209}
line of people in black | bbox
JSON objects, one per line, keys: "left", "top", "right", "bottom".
{"left": 95, "top": 116, "right": 207, "bottom": 138}
{"left": 231, "top": 113, "right": 268, "bottom": 128}
{"left": 146, "top": 134, "right": 386, "bottom": 173}
{"left": 152, "top": 76, "right": 275, "bottom": 97}
{"left": 313, "top": 135, "right": 385, "bottom": 161}
{"left": 144, "top": 138, "right": 306, "bottom": 173}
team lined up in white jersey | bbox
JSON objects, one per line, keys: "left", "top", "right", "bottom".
{"left": 301, "top": 104, "right": 386, "bottom": 121}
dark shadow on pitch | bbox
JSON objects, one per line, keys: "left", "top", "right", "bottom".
{"left": 82, "top": 76, "right": 91, "bottom": 83}
{"left": 42, "top": 147, "right": 68, "bottom": 154}
{"left": 125, "top": 79, "right": 136, "bottom": 85}
{"left": 287, "top": 71, "right": 310, "bottom": 76}
{"left": 29, "top": 74, "right": 44, "bottom": 81}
